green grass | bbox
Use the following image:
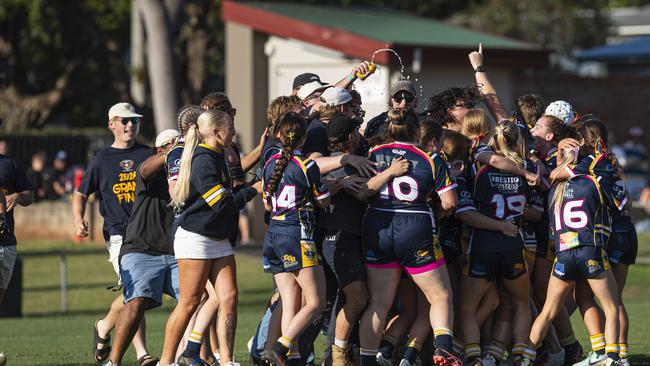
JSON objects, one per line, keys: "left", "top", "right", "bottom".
{"left": 0, "top": 240, "right": 649, "bottom": 365}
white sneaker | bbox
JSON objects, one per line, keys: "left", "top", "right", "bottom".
{"left": 573, "top": 352, "right": 608, "bottom": 366}
{"left": 483, "top": 354, "right": 498, "bottom": 366}
{"left": 619, "top": 358, "right": 630, "bottom": 366}
{"left": 605, "top": 359, "right": 621, "bottom": 366}
{"left": 546, "top": 350, "right": 565, "bottom": 366}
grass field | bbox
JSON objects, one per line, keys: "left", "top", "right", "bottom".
{"left": 0, "top": 239, "right": 649, "bottom": 365}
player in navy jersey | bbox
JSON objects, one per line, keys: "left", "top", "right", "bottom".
{"left": 529, "top": 148, "right": 621, "bottom": 366}
{"left": 260, "top": 112, "right": 330, "bottom": 366}
{"left": 550, "top": 119, "right": 634, "bottom": 366}
{"left": 356, "top": 109, "right": 460, "bottom": 366}
{"left": 528, "top": 113, "right": 584, "bottom": 364}
{"left": 456, "top": 121, "right": 541, "bottom": 366}
{"left": 160, "top": 110, "right": 260, "bottom": 366}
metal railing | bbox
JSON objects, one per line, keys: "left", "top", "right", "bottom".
{"left": 20, "top": 248, "right": 106, "bottom": 313}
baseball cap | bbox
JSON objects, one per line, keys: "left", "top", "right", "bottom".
{"left": 328, "top": 114, "right": 362, "bottom": 143}
{"left": 108, "top": 102, "right": 143, "bottom": 119}
{"left": 390, "top": 80, "right": 416, "bottom": 97}
{"left": 55, "top": 150, "right": 67, "bottom": 161}
{"left": 293, "top": 73, "right": 325, "bottom": 90}
{"left": 155, "top": 129, "right": 180, "bottom": 148}
{"left": 320, "top": 87, "right": 352, "bottom": 107}
{"left": 545, "top": 100, "right": 575, "bottom": 126}
{"left": 297, "top": 81, "right": 331, "bottom": 101}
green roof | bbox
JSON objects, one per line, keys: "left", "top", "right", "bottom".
{"left": 245, "top": 2, "right": 537, "bottom": 50}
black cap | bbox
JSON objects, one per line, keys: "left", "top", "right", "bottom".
{"left": 328, "top": 115, "right": 362, "bottom": 143}
{"left": 293, "top": 73, "right": 324, "bottom": 90}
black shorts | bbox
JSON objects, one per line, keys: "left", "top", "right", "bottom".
{"left": 552, "top": 246, "right": 610, "bottom": 281}
{"left": 263, "top": 231, "right": 319, "bottom": 274}
{"left": 322, "top": 229, "right": 366, "bottom": 288}
{"left": 362, "top": 209, "right": 444, "bottom": 275}
{"left": 606, "top": 230, "right": 638, "bottom": 265}
{"left": 464, "top": 249, "right": 527, "bottom": 281}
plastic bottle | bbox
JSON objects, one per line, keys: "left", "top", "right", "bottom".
{"left": 356, "top": 63, "right": 377, "bottom": 80}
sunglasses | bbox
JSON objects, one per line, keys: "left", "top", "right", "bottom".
{"left": 393, "top": 93, "right": 415, "bottom": 103}
{"left": 119, "top": 117, "right": 140, "bottom": 125}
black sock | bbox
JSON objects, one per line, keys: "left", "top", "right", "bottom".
{"left": 435, "top": 334, "right": 453, "bottom": 352}
{"left": 361, "top": 354, "right": 378, "bottom": 366}
{"left": 595, "top": 349, "right": 606, "bottom": 357}
{"left": 273, "top": 342, "right": 290, "bottom": 360}
{"left": 378, "top": 339, "right": 395, "bottom": 359}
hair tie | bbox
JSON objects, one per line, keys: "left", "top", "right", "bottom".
{"left": 287, "top": 130, "right": 296, "bottom": 142}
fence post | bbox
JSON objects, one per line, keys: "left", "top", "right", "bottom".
{"left": 60, "top": 254, "right": 67, "bottom": 313}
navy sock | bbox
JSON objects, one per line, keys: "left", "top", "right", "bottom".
{"left": 182, "top": 340, "right": 201, "bottom": 358}
{"left": 607, "top": 352, "right": 620, "bottom": 361}
{"left": 435, "top": 334, "right": 453, "bottom": 352}
{"left": 595, "top": 349, "right": 606, "bottom": 357}
{"left": 361, "top": 354, "right": 378, "bottom": 366}
{"left": 378, "top": 339, "right": 395, "bottom": 359}
{"left": 403, "top": 346, "right": 419, "bottom": 364}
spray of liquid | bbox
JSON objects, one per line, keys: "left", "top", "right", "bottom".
{"left": 370, "top": 48, "right": 405, "bottom": 77}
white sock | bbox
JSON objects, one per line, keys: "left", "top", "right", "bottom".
{"left": 335, "top": 338, "right": 348, "bottom": 348}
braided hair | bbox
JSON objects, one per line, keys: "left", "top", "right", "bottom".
{"left": 576, "top": 118, "right": 624, "bottom": 179}
{"left": 176, "top": 105, "right": 203, "bottom": 137}
{"left": 265, "top": 112, "right": 307, "bottom": 204}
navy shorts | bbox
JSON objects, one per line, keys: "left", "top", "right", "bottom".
{"left": 607, "top": 231, "right": 638, "bottom": 265}
{"left": 362, "top": 209, "right": 444, "bottom": 275}
{"left": 120, "top": 252, "right": 180, "bottom": 307}
{"left": 552, "top": 246, "right": 610, "bottom": 281}
{"left": 464, "top": 249, "right": 527, "bottom": 281}
{"left": 263, "top": 231, "right": 319, "bottom": 274}
{"left": 322, "top": 229, "right": 366, "bottom": 288}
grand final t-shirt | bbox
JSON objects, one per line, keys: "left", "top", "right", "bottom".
{"left": 77, "top": 144, "right": 153, "bottom": 241}
{"left": 0, "top": 155, "right": 33, "bottom": 246}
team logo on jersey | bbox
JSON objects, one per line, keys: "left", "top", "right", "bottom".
{"left": 174, "top": 158, "right": 181, "bottom": 167}
{"left": 487, "top": 173, "right": 521, "bottom": 193}
{"left": 119, "top": 159, "right": 135, "bottom": 172}
{"left": 559, "top": 232, "right": 580, "bottom": 251}
{"left": 586, "top": 259, "right": 601, "bottom": 273}
{"left": 414, "top": 249, "right": 431, "bottom": 263}
{"left": 392, "top": 149, "right": 406, "bottom": 156}
{"left": 471, "top": 263, "right": 488, "bottom": 277}
{"left": 554, "top": 262, "right": 565, "bottom": 276}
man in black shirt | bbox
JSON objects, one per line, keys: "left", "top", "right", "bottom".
{"left": 72, "top": 102, "right": 155, "bottom": 364}
{"left": 0, "top": 153, "right": 33, "bottom": 304}
{"left": 104, "top": 129, "right": 180, "bottom": 366}
{"left": 363, "top": 80, "right": 418, "bottom": 140}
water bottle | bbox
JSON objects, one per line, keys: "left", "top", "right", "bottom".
{"left": 356, "top": 63, "right": 376, "bottom": 80}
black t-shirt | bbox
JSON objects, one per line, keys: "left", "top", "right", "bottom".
{"left": 0, "top": 155, "right": 33, "bottom": 246}
{"left": 302, "top": 119, "right": 329, "bottom": 157}
{"left": 77, "top": 144, "right": 153, "bottom": 241}
{"left": 318, "top": 154, "right": 366, "bottom": 234}
{"left": 363, "top": 112, "right": 389, "bottom": 140}
{"left": 122, "top": 167, "right": 174, "bottom": 257}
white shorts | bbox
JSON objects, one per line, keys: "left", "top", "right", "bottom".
{"left": 106, "top": 235, "right": 123, "bottom": 283}
{"left": 0, "top": 245, "right": 17, "bottom": 290}
{"left": 174, "top": 226, "right": 234, "bottom": 260}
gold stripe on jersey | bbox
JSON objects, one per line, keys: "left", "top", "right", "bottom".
{"left": 203, "top": 184, "right": 223, "bottom": 199}
{"left": 203, "top": 184, "right": 226, "bottom": 206}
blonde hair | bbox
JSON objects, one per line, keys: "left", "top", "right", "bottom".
{"left": 551, "top": 148, "right": 578, "bottom": 218}
{"left": 461, "top": 108, "right": 493, "bottom": 141}
{"left": 171, "top": 110, "right": 231, "bottom": 208}
{"left": 489, "top": 121, "right": 525, "bottom": 168}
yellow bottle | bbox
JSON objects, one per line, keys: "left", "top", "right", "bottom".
{"left": 356, "top": 63, "right": 376, "bottom": 80}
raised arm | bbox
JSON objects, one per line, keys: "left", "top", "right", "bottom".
{"left": 334, "top": 61, "right": 373, "bottom": 89}
{"left": 469, "top": 44, "right": 509, "bottom": 122}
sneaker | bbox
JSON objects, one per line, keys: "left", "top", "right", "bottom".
{"left": 433, "top": 348, "right": 463, "bottom": 366}
{"left": 102, "top": 362, "right": 117, "bottom": 366}
{"left": 544, "top": 350, "right": 565, "bottom": 366}
{"left": 399, "top": 359, "right": 415, "bottom": 366}
{"left": 564, "top": 342, "right": 584, "bottom": 366}
{"left": 619, "top": 359, "right": 630, "bottom": 366}
{"left": 268, "top": 349, "right": 289, "bottom": 366}
{"left": 464, "top": 356, "right": 483, "bottom": 366}
{"left": 483, "top": 354, "right": 498, "bottom": 366}
{"left": 377, "top": 352, "right": 392, "bottom": 366}
{"left": 512, "top": 357, "right": 533, "bottom": 366}
{"left": 605, "top": 359, "right": 621, "bottom": 366}
{"left": 573, "top": 352, "right": 608, "bottom": 366}
{"left": 332, "top": 345, "right": 351, "bottom": 366}
{"left": 177, "top": 355, "right": 208, "bottom": 366}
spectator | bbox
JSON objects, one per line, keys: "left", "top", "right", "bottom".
{"left": 622, "top": 126, "right": 648, "bottom": 199}
{"left": 0, "top": 140, "right": 8, "bottom": 155}
{"left": 364, "top": 80, "right": 418, "bottom": 140}
{"left": 51, "top": 150, "right": 68, "bottom": 198}
{"left": 26, "top": 151, "right": 53, "bottom": 201}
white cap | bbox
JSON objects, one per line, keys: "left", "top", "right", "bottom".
{"left": 320, "top": 87, "right": 352, "bottom": 107}
{"left": 155, "top": 129, "right": 180, "bottom": 147}
{"left": 297, "top": 81, "right": 331, "bottom": 101}
{"left": 545, "top": 100, "right": 575, "bottom": 125}
{"left": 108, "top": 102, "right": 143, "bottom": 119}
{"left": 629, "top": 126, "right": 643, "bottom": 137}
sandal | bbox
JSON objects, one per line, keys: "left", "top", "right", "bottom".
{"left": 138, "top": 354, "right": 160, "bottom": 366}
{"left": 93, "top": 318, "right": 111, "bottom": 363}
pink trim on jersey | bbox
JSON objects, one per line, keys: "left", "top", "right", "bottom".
{"left": 404, "top": 258, "right": 446, "bottom": 275}
{"left": 365, "top": 261, "right": 400, "bottom": 269}
{"left": 565, "top": 165, "right": 576, "bottom": 178}
{"left": 437, "top": 182, "right": 457, "bottom": 195}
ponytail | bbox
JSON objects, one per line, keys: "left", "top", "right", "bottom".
{"left": 265, "top": 112, "right": 307, "bottom": 204}
{"left": 171, "top": 124, "right": 201, "bottom": 208}
{"left": 551, "top": 148, "right": 578, "bottom": 218}
{"left": 490, "top": 121, "right": 524, "bottom": 168}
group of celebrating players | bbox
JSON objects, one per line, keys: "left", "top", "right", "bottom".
{"left": 70, "top": 44, "right": 636, "bottom": 366}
